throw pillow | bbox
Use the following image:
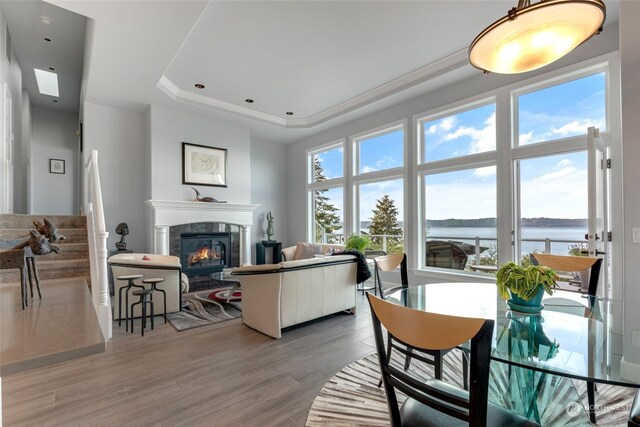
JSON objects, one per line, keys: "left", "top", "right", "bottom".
{"left": 294, "top": 242, "right": 324, "bottom": 260}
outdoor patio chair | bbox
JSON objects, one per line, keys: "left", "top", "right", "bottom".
{"left": 425, "top": 240, "right": 468, "bottom": 270}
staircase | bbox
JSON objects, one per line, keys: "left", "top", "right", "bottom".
{"left": 0, "top": 213, "right": 90, "bottom": 283}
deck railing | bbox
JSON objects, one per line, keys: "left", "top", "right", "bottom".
{"left": 318, "top": 231, "right": 585, "bottom": 268}
{"left": 84, "top": 150, "right": 111, "bottom": 341}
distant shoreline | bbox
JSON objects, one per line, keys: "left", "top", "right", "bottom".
{"left": 425, "top": 217, "right": 587, "bottom": 228}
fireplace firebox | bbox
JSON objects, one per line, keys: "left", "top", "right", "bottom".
{"left": 180, "top": 233, "right": 231, "bottom": 277}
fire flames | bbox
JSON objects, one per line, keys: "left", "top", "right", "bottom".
{"left": 189, "top": 245, "right": 220, "bottom": 266}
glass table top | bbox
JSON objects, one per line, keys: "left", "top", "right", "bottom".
{"left": 386, "top": 282, "right": 638, "bottom": 388}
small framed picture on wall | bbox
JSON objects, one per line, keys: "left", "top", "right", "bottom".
{"left": 50, "top": 158, "right": 65, "bottom": 174}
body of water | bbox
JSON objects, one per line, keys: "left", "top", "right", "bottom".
{"left": 427, "top": 226, "right": 587, "bottom": 257}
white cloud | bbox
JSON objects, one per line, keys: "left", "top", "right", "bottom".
{"left": 520, "top": 160, "right": 587, "bottom": 218}
{"left": 551, "top": 119, "right": 602, "bottom": 137}
{"left": 473, "top": 166, "right": 496, "bottom": 178}
{"left": 425, "top": 180, "right": 496, "bottom": 219}
{"left": 427, "top": 116, "right": 458, "bottom": 135}
{"left": 362, "top": 166, "right": 377, "bottom": 174}
{"left": 519, "top": 131, "right": 533, "bottom": 145}
{"left": 440, "top": 111, "right": 496, "bottom": 155}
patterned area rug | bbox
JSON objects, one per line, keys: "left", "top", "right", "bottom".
{"left": 167, "top": 289, "right": 241, "bottom": 331}
{"left": 306, "top": 352, "right": 634, "bottom": 426}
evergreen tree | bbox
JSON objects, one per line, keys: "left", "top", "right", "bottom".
{"left": 312, "top": 156, "right": 341, "bottom": 242}
{"left": 368, "top": 195, "right": 403, "bottom": 253}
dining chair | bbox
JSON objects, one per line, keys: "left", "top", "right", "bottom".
{"left": 532, "top": 253, "right": 603, "bottom": 424}
{"left": 367, "top": 293, "right": 539, "bottom": 427}
{"left": 374, "top": 253, "right": 467, "bottom": 388}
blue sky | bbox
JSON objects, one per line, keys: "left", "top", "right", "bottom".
{"left": 314, "top": 72, "right": 604, "bottom": 222}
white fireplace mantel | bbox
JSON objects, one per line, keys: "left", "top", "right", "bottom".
{"left": 146, "top": 200, "right": 259, "bottom": 265}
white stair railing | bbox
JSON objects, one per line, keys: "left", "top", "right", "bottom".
{"left": 84, "top": 150, "right": 112, "bottom": 341}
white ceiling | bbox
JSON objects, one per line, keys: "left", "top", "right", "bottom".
{"left": 3, "top": 0, "right": 85, "bottom": 113}
{"left": 42, "top": 0, "right": 619, "bottom": 142}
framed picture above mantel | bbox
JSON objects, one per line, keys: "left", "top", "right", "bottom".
{"left": 182, "top": 142, "right": 227, "bottom": 187}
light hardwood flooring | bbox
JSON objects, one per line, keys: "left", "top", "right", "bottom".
{"left": 2, "top": 289, "right": 376, "bottom": 426}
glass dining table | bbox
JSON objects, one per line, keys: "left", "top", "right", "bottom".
{"left": 385, "top": 282, "right": 639, "bottom": 425}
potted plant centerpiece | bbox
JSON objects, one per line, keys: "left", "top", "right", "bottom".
{"left": 496, "top": 262, "right": 557, "bottom": 313}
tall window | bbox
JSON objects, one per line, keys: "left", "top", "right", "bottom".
{"left": 308, "top": 143, "right": 344, "bottom": 244}
{"left": 513, "top": 71, "right": 606, "bottom": 262}
{"left": 353, "top": 123, "right": 405, "bottom": 254}
{"left": 417, "top": 101, "right": 497, "bottom": 271}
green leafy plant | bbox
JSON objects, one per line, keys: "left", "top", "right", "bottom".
{"left": 496, "top": 262, "right": 557, "bottom": 301}
{"left": 344, "top": 233, "right": 370, "bottom": 253}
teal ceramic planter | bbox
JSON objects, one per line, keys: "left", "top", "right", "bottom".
{"left": 507, "top": 286, "right": 545, "bottom": 314}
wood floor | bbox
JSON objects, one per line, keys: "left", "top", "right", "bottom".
{"left": 1, "top": 290, "right": 376, "bottom": 426}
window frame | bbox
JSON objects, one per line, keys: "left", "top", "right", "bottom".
{"left": 414, "top": 97, "right": 498, "bottom": 273}
{"left": 306, "top": 139, "right": 346, "bottom": 243}
{"left": 351, "top": 120, "right": 407, "bottom": 252}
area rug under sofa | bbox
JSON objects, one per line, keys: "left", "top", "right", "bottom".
{"left": 167, "top": 289, "right": 241, "bottom": 331}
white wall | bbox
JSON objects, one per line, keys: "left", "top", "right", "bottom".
{"left": 250, "top": 137, "right": 287, "bottom": 261}
{"left": 0, "top": 7, "right": 25, "bottom": 213}
{"left": 83, "top": 102, "right": 147, "bottom": 253}
{"left": 30, "top": 106, "right": 78, "bottom": 215}
{"left": 21, "top": 89, "right": 31, "bottom": 212}
{"left": 149, "top": 105, "right": 251, "bottom": 204}
{"left": 620, "top": 1, "right": 640, "bottom": 374}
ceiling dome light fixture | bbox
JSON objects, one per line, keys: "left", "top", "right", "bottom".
{"left": 286, "top": 112, "right": 294, "bottom": 116}
{"left": 245, "top": 98, "right": 254, "bottom": 103}
{"left": 469, "top": 0, "right": 605, "bottom": 74}
{"left": 194, "top": 83, "right": 205, "bottom": 89}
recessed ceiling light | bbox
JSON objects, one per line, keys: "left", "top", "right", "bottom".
{"left": 194, "top": 83, "right": 205, "bottom": 89}
{"left": 44, "top": 37, "right": 51, "bottom": 42}
{"left": 286, "top": 112, "right": 294, "bottom": 116}
{"left": 52, "top": 99, "right": 58, "bottom": 103}
{"left": 49, "top": 67, "right": 55, "bottom": 71}
{"left": 40, "top": 16, "right": 52, "bottom": 25}
{"left": 34, "top": 68, "right": 59, "bottom": 97}
{"left": 245, "top": 99, "right": 254, "bottom": 103}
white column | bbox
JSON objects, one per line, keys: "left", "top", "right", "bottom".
{"left": 155, "top": 225, "right": 170, "bottom": 255}
{"left": 240, "top": 225, "right": 251, "bottom": 265}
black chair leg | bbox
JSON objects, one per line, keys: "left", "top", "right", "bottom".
{"left": 462, "top": 350, "right": 469, "bottom": 391}
{"left": 587, "top": 381, "right": 596, "bottom": 423}
{"left": 404, "top": 348, "right": 413, "bottom": 370}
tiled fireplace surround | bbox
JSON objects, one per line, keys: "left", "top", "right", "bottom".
{"left": 147, "top": 200, "right": 259, "bottom": 266}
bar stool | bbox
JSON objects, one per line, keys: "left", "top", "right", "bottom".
{"left": 142, "top": 277, "right": 166, "bottom": 324}
{"left": 116, "top": 274, "right": 144, "bottom": 330}
{"left": 130, "top": 289, "right": 154, "bottom": 336}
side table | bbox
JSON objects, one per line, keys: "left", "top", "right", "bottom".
{"left": 256, "top": 241, "right": 282, "bottom": 265}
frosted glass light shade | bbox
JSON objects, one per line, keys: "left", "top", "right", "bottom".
{"left": 469, "top": 0, "right": 606, "bottom": 74}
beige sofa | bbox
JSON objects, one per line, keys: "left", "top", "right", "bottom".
{"left": 108, "top": 253, "right": 183, "bottom": 320}
{"left": 232, "top": 243, "right": 358, "bottom": 338}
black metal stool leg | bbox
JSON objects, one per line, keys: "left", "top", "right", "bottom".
{"left": 130, "top": 300, "right": 141, "bottom": 334}
{"left": 153, "top": 285, "right": 167, "bottom": 324}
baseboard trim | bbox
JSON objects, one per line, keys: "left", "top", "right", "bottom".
{"left": 621, "top": 357, "right": 640, "bottom": 382}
